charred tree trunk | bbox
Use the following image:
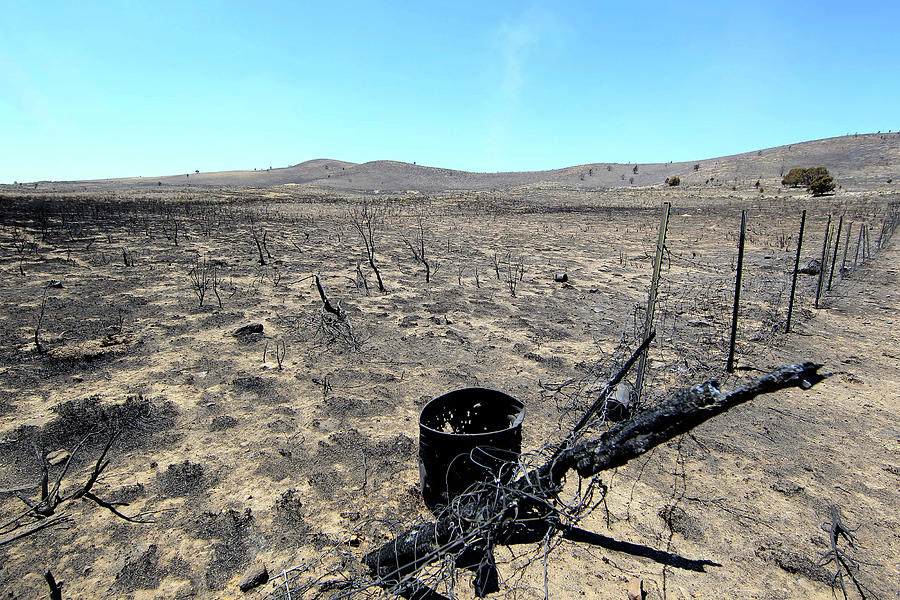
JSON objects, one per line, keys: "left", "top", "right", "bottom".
{"left": 315, "top": 275, "right": 344, "bottom": 319}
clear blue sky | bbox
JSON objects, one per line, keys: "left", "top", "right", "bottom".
{"left": 2, "top": 1, "right": 898, "bottom": 183}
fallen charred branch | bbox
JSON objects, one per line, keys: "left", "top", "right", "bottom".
{"left": 363, "top": 362, "right": 828, "bottom": 593}
{"left": 0, "top": 430, "right": 155, "bottom": 548}
{"left": 820, "top": 505, "right": 877, "bottom": 599}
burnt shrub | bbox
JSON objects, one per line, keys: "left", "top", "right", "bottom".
{"left": 157, "top": 460, "right": 208, "bottom": 496}
{"left": 25, "top": 395, "right": 175, "bottom": 451}
{"left": 195, "top": 509, "right": 255, "bottom": 590}
{"left": 665, "top": 176, "right": 680, "bottom": 187}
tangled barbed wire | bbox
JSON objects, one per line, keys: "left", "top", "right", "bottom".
{"left": 262, "top": 443, "right": 610, "bottom": 600}
{"left": 258, "top": 360, "right": 827, "bottom": 600}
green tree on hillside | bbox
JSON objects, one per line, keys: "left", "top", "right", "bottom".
{"left": 808, "top": 175, "right": 835, "bottom": 196}
{"left": 782, "top": 166, "right": 829, "bottom": 187}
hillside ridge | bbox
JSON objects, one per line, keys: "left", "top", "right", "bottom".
{"left": 14, "top": 133, "right": 900, "bottom": 193}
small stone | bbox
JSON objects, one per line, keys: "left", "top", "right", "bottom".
{"left": 71, "top": 375, "right": 84, "bottom": 383}
{"left": 627, "top": 578, "right": 643, "bottom": 600}
{"left": 46, "top": 450, "right": 70, "bottom": 466}
{"left": 798, "top": 259, "right": 821, "bottom": 275}
{"left": 238, "top": 562, "right": 269, "bottom": 593}
{"left": 589, "top": 287, "right": 599, "bottom": 293}
{"left": 554, "top": 272, "right": 568, "bottom": 283}
{"left": 47, "top": 280, "right": 63, "bottom": 289}
{"left": 771, "top": 480, "right": 803, "bottom": 496}
{"left": 232, "top": 322, "right": 264, "bottom": 336}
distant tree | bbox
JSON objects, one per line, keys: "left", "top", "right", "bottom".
{"left": 665, "top": 176, "right": 680, "bottom": 187}
{"left": 693, "top": 164, "right": 700, "bottom": 171}
{"left": 782, "top": 167, "right": 829, "bottom": 187}
{"left": 808, "top": 175, "right": 835, "bottom": 196}
{"left": 781, "top": 168, "right": 805, "bottom": 186}
{"left": 633, "top": 165, "right": 639, "bottom": 174}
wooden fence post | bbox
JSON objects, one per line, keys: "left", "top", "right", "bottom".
{"left": 634, "top": 201, "right": 670, "bottom": 403}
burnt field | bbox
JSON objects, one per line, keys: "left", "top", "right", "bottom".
{"left": 0, "top": 182, "right": 898, "bottom": 600}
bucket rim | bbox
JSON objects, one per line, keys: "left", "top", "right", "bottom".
{"left": 419, "top": 386, "right": 525, "bottom": 437}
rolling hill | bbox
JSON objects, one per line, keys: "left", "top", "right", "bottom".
{"left": 24, "top": 133, "right": 900, "bottom": 193}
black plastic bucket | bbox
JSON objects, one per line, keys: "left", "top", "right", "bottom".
{"left": 418, "top": 387, "right": 525, "bottom": 511}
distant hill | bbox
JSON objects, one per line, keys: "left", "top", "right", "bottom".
{"left": 30, "top": 133, "right": 900, "bottom": 193}
{"left": 111, "top": 158, "right": 358, "bottom": 187}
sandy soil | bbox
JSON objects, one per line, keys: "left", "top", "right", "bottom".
{"left": 0, "top": 164, "right": 897, "bottom": 599}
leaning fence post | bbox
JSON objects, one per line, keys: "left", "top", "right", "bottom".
{"left": 786, "top": 210, "right": 806, "bottom": 334}
{"left": 827, "top": 215, "right": 843, "bottom": 291}
{"left": 815, "top": 214, "right": 832, "bottom": 309}
{"left": 634, "top": 201, "right": 670, "bottom": 403}
{"left": 853, "top": 226, "right": 862, "bottom": 271}
{"left": 727, "top": 210, "right": 746, "bottom": 373}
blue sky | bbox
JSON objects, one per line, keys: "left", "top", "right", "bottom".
{"left": 1, "top": 1, "right": 898, "bottom": 182}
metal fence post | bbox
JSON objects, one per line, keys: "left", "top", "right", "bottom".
{"left": 786, "top": 210, "right": 806, "bottom": 333}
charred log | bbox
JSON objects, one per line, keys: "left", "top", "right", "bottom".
{"left": 363, "top": 362, "right": 827, "bottom": 586}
